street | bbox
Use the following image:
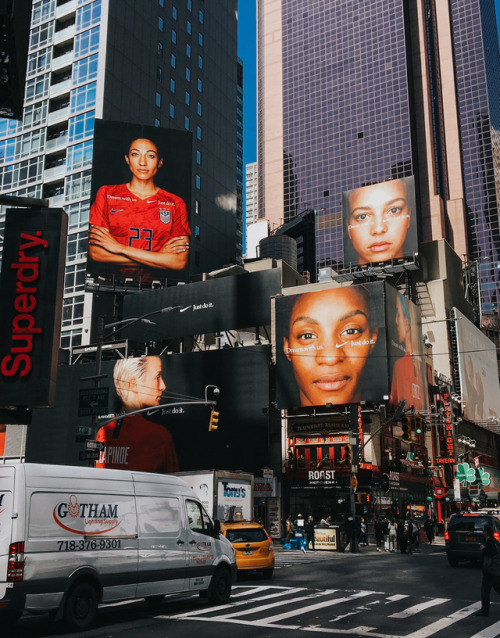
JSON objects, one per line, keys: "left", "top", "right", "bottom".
{"left": 10, "top": 540, "right": 500, "bottom": 638}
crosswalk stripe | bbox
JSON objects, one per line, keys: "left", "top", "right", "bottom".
{"left": 470, "top": 620, "right": 500, "bottom": 638}
{"left": 403, "top": 601, "right": 481, "bottom": 637}
{"left": 389, "top": 598, "right": 449, "bottom": 618}
{"left": 214, "top": 589, "right": 339, "bottom": 620}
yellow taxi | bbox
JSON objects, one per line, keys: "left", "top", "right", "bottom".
{"left": 221, "top": 519, "right": 275, "bottom": 578}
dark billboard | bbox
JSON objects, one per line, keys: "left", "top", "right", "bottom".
{"left": 87, "top": 119, "right": 192, "bottom": 286}
{"left": 342, "top": 176, "right": 418, "bottom": 268}
{"left": 386, "top": 285, "right": 428, "bottom": 411}
{"left": 275, "top": 282, "right": 389, "bottom": 408}
{"left": 0, "top": 208, "right": 67, "bottom": 407}
{"left": 121, "top": 269, "right": 282, "bottom": 341}
{"left": 27, "top": 347, "right": 270, "bottom": 473}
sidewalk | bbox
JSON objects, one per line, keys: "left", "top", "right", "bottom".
{"left": 275, "top": 535, "right": 445, "bottom": 555}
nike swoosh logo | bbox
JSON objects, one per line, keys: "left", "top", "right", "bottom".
{"left": 111, "top": 209, "right": 124, "bottom": 213}
{"left": 336, "top": 342, "right": 348, "bottom": 348}
{"left": 146, "top": 200, "right": 155, "bottom": 203}
{"left": 146, "top": 409, "right": 159, "bottom": 417}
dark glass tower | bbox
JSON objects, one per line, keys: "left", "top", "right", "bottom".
{"left": 258, "top": 0, "right": 500, "bottom": 317}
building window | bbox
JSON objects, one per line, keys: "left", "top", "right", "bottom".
{"left": 187, "top": 0, "right": 192, "bottom": 11}
{"left": 157, "top": 67, "right": 163, "bottom": 82}
{"left": 159, "top": 0, "right": 164, "bottom": 6}
{"left": 171, "top": 29, "right": 176, "bottom": 43}
{"left": 197, "top": 101, "right": 202, "bottom": 116}
{"left": 195, "top": 174, "right": 201, "bottom": 189}
{"left": 155, "top": 92, "right": 161, "bottom": 107}
{"left": 186, "top": 43, "right": 191, "bottom": 58}
{"left": 158, "top": 16, "right": 164, "bottom": 31}
{"left": 196, "top": 126, "right": 202, "bottom": 140}
{"left": 199, "top": 33, "right": 203, "bottom": 46}
{"left": 195, "top": 225, "right": 200, "bottom": 239}
{"left": 66, "top": 231, "right": 88, "bottom": 263}
{"left": 185, "top": 91, "right": 190, "bottom": 105}
{"left": 196, "top": 150, "right": 201, "bottom": 164}
{"left": 67, "top": 140, "right": 93, "bottom": 171}
{"left": 187, "top": 20, "right": 192, "bottom": 34}
{"left": 197, "top": 79, "right": 203, "bottom": 92}
{"left": 199, "top": 10, "right": 204, "bottom": 23}
{"left": 184, "top": 116, "right": 190, "bottom": 130}
{"left": 171, "top": 53, "right": 176, "bottom": 68}
{"left": 73, "top": 54, "right": 98, "bottom": 85}
{"left": 70, "top": 82, "right": 96, "bottom": 113}
{"left": 74, "top": 27, "right": 100, "bottom": 59}
{"left": 186, "top": 67, "right": 191, "bottom": 81}
{"left": 170, "top": 78, "right": 176, "bottom": 92}
{"left": 155, "top": 118, "right": 160, "bottom": 127}
{"left": 76, "top": 0, "right": 102, "bottom": 31}
{"left": 68, "top": 111, "right": 95, "bottom": 142}
{"left": 158, "top": 41, "right": 163, "bottom": 56}
{"left": 172, "top": 5, "right": 177, "bottom": 19}
{"left": 195, "top": 200, "right": 201, "bottom": 215}
{"left": 198, "top": 55, "right": 203, "bottom": 69}
{"left": 170, "top": 103, "right": 175, "bottom": 118}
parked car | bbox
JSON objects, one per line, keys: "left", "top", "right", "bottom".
{"left": 445, "top": 511, "right": 500, "bottom": 567}
{"left": 221, "top": 520, "right": 275, "bottom": 578}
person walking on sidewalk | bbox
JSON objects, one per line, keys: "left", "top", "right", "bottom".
{"left": 475, "top": 524, "right": 500, "bottom": 617}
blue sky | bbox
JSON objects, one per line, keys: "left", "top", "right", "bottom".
{"left": 237, "top": 0, "right": 500, "bottom": 171}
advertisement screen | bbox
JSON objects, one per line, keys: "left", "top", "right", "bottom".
{"left": 386, "top": 286, "right": 428, "bottom": 411}
{"left": 342, "top": 176, "right": 418, "bottom": 268}
{"left": 121, "top": 269, "right": 281, "bottom": 340}
{"left": 275, "top": 282, "right": 389, "bottom": 408}
{"left": 0, "top": 208, "right": 67, "bottom": 408}
{"left": 27, "top": 347, "right": 270, "bottom": 474}
{"left": 454, "top": 308, "right": 500, "bottom": 422}
{"left": 87, "top": 119, "right": 192, "bottom": 286}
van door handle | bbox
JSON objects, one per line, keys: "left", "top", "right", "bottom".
{"left": 177, "top": 539, "right": 185, "bottom": 545}
{"left": 189, "top": 540, "right": 197, "bottom": 545}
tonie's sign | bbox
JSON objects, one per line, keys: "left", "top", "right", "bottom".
{"left": 0, "top": 208, "right": 67, "bottom": 407}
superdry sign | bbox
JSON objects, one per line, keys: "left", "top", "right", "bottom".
{"left": 0, "top": 208, "right": 67, "bottom": 407}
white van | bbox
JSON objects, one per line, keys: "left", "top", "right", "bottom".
{"left": 0, "top": 463, "right": 236, "bottom": 631}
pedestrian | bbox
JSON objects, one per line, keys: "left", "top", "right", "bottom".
{"left": 424, "top": 518, "right": 435, "bottom": 544}
{"left": 383, "top": 516, "right": 390, "bottom": 552}
{"left": 374, "top": 517, "right": 385, "bottom": 552}
{"left": 360, "top": 517, "right": 369, "bottom": 546}
{"left": 320, "top": 514, "right": 333, "bottom": 527}
{"left": 388, "top": 518, "right": 398, "bottom": 552}
{"left": 474, "top": 524, "right": 500, "bottom": 617}
{"left": 285, "top": 515, "right": 295, "bottom": 544}
{"left": 305, "top": 515, "right": 316, "bottom": 551}
{"left": 411, "top": 519, "right": 420, "bottom": 551}
{"left": 407, "top": 519, "right": 414, "bottom": 553}
{"left": 344, "top": 515, "right": 355, "bottom": 551}
{"left": 397, "top": 519, "right": 408, "bottom": 554}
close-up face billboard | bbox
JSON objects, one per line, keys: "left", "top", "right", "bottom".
{"left": 454, "top": 308, "right": 500, "bottom": 422}
{"left": 386, "top": 285, "right": 428, "bottom": 411}
{"left": 275, "top": 282, "right": 388, "bottom": 408}
{"left": 27, "top": 347, "right": 270, "bottom": 475}
{"left": 87, "top": 119, "right": 192, "bottom": 286}
{"left": 342, "top": 176, "right": 418, "bottom": 268}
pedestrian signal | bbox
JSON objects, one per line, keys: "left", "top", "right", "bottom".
{"left": 356, "top": 493, "right": 370, "bottom": 504}
{"left": 208, "top": 409, "right": 219, "bottom": 431}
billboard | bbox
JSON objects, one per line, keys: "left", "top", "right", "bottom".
{"left": 87, "top": 119, "right": 192, "bottom": 286}
{"left": 342, "top": 176, "right": 418, "bottom": 268}
{"left": 0, "top": 208, "right": 67, "bottom": 407}
{"left": 27, "top": 347, "right": 270, "bottom": 473}
{"left": 386, "top": 285, "right": 428, "bottom": 411}
{"left": 454, "top": 308, "right": 500, "bottom": 422}
{"left": 275, "top": 282, "right": 389, "bottom": 408}
{"left": 121, "top": 269, "right": 282, "bottom": 341}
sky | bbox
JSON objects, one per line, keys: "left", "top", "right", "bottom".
{"left": 237, "top": 0, "right": 500, "bottom": 173}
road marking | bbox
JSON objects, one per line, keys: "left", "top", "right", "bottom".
{"left": 389, "top": 598, "right": 449, "bottom": 618}
{"left": 470, "top": 620, "right": 500, "bottom": 637}
{"left": 403, "top": 601, "right": 481, "bottom": 637}
{"left": 386, "top": 594, "right": 410, "bottom": 603}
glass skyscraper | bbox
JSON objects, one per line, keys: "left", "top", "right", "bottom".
{"left": 258, "top": 0, "right": 500, "bottom": 317}
{"left": 0, "top": 0, "right": 241, "bottom": 350}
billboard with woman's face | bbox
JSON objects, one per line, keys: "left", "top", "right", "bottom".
{"left": 275, "top": 282, "right": 389, "bottom": 408}
{"left": 87, "top": 119, "right": 192, "bottom": 286}
{"left": 342, "top": 176, "right": 418, "bottom": 268}
{"left": 386, "top": 285, "right": 428, "bottom": 411}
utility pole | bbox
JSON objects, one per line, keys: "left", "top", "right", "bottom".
{"left": 348, "top": 404, "right": 360, "bottom": 553}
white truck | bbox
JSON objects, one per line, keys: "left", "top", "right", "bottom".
{"left": 0, "top": 463, "right": 236, "bottom": 631}
{"left": 175, "top": 470, "right": 254, "bottom": 522}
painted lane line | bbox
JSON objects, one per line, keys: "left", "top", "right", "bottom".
{"left": 470, "top": 619, "right": 500, "bottom": 638}
{"left": 389, "top": 598, "right": 449, "bottom": 618}
{"left": 404, "top": 601, "right": 481, "bottom": 638}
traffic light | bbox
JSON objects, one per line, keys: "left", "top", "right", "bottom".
{"left": 414, "top": 416, "right": 423, "bottom": 435}
{"left": 356, "top": 493, "right": 371, "bottom": 504}
{"left": 401, "top": 416, "right": 411, "bottom": 441}
{"left": 208, "top": 409, "right": 219, "bottom": 431}
{"left": 344, "top": 444, "right": 353, "bottom": 464}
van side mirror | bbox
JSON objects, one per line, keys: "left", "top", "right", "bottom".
{"left": 212, "top": 519, "right": 221, "bottom": 537}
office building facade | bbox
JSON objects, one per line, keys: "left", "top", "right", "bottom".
{"left": 0, "top": 0, "right": 241, "bottom": 350}
{"left": 258, "top": 0, "right": 500, "bottom": 317}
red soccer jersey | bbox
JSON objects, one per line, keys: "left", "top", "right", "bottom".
{"left": 95, "top": 413, "right": 179, "bottom": 474}
{"left": 89, "top": 183, "right": 190, "bottom": 281}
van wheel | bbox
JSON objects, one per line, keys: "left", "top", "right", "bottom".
{"left": 63, "top": 582, "right": 98, "bottom": 632}
{"left": 208, "top": 567, "right": 231, "bottom": 604}
{"left": 262, "top": 569, "right": 273, "bottom": 579}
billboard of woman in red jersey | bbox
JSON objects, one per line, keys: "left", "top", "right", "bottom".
{"left": 87, "top": 120, "right": 192, "bottom": 286}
